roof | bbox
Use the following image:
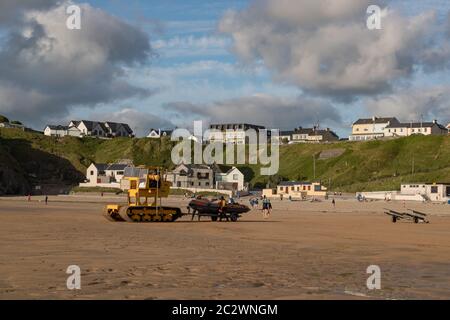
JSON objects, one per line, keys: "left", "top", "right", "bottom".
{"left": 148, "top": 128, "right": 173, "bottom": 135}
{"left": 209, "top": 123, "right": 266, "bottom": 130}
{"left": 174, "top": 163, "right": 212, "bottom": 175}
{"left": 92, "top": 163, "right": 108, "bottom": 171}
{"left": 385, "top": 122, "right": 447, "bottom": 130}
{"left": 279, "top": 181, "right": 312, "bottom": 186}
{"left": 71, "top": 120, "right": 132, "bottom": 134}
{"left": 211, "top": 164, "right": 241, "bottom": 175}
{"left": 280, "top": 130, "right": 295, "bottom": 136}
{"left": 105, "top": 121, "right": 133, "bottom": 134}
{"left": 354, "top": 117, "right": 398, "bottom": 125}
{"left": 292, "top": 127, "right": 339, "bottom": 140}
{"left": 106, "top": 164, "right": 128, "bottom": 171}
{"left": 46, "top": 125, "right": 68, "bottom": 130}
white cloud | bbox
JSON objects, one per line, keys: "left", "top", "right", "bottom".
{"left": 219, "top": 0, "right": 450, "bottom": 100}
{"left": 0, "top": 1, "right": 152, "bottom": 128}
{"left": 364, "top": 86, "right": 450, "bottom": 123}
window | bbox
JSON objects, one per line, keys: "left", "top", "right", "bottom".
{"left": 90, "top": 171, "right": 94, "bottom": 176}
{"left": 190, "top": 182, "right": 194, "bottom": 186}
{"left": 233, "top": 174, "right": 239, "bottom": 180}
{"left": 198, "top": 182, "right": 201, "bottom": 186}
{"left": 291, "top": 186, "right": 294, "bottom": 191}
{"left": 430, "top": 186, "right": 438, "bottom": 194}
{"left": 206, "top": 182, "right": 210, "bottom": 186}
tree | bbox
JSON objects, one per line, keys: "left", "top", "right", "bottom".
{"left": 11, "top": 120, "right": 23, "bottom": 125}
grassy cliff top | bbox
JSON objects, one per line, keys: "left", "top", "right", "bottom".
{"left": 1, "top": 128, "right": 449, "bottom": 193}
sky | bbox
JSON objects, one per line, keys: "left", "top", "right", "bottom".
{"left": 0, "top": 0, "right": 450, "bottom": 137}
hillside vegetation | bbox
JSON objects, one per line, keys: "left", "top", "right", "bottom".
{"left": 0, "top": 127, "right": 449, "bottom": 194}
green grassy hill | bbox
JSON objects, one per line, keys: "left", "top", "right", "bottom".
{"left": 0, "top": 127, "right": 449, "bottom": 194}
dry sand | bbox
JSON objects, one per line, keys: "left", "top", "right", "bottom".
{"left": 0, "top": 195, "right": 449, "bottom": 300}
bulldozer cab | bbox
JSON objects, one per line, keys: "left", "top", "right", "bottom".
{"left": 125, "top": 167, "right": 171, "bottom": 207}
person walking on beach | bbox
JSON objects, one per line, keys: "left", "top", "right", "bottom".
{"left": 45, "top": 195, "right": 48, "bottom": 205}
{"left": 218, "top": 196, "right": 228, "bottom": 221}
{"left": 332, "top": 198, "right": 336, "bottom": 208}
{"left": 27, "top": 194, "right": 31, "bottom": 202}
{"left": 262, "top": 195, "right": 271, "bottom": 218}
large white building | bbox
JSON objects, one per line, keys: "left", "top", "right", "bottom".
{"left": 401, "top": 183, "right": 450, "bottom": 202}
{"left": 349, "top": 117, "right": 400, "bottom": 141}
{"left": 207, "top": 123, "right": 268, "bottom": 144}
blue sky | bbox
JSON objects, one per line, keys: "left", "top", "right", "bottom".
{"left": 83, "top": 0, "right": 299, "bottom": 134}
{"left": 78, "top": 0, "right": 450, "bottom": 137}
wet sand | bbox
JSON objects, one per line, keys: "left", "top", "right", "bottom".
{"left": 0, "top": 195, "right": 449, "bottom": 300}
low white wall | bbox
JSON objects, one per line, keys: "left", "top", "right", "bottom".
{"left": 170, "top": 187, "right": 233, "bottom": 197}
{"left": 360, "top": 191, "right": 425, "bottom": 202}
{"left": 78, "top": 182, "right": 121, "bottom": 189}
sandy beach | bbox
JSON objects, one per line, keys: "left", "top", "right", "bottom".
{"left": 1, "top": 195, "right": 449, "bottom": 300}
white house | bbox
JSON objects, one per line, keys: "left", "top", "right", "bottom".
{"left": 104, "top": 122, "right": 133, "bottom": 137}
{"left": 44, "top": 124, "right": 82, "bottom": 137}
{"left": 104, "top": 163, "right": 128, "bottom": 182}
{"left": 69, "top": 120, "right": 107, "bottom": 137}
{"left": 166, "top": 164, "right": 214, "bottom": 189}
{"left": 85, "top": 163, "right": 110, "bottom": 184}
{"left": 81, "top": 162, "right": 132, "bottom": 188}
{"left": 67, "top": 126, "right": 82, "bottom": 137}
{"left": 384, "top": 120, "right": 447, "bottom": 137}
{"left": 349, "top": 117, "right": 400, "bottom": 141}
{"left": 446, "top": 123, "right": 450, "bottom": 133}
{"left": 207, "top": 123, "right": 267, "bottom": 144}
{"left": 272, "top": 130, "right": 294, "bottom": 144}
{"left": 44, "top": 125, "right": 68, "bottom": 137}
{"left": 214, "top": 166, "right": 245, "bottom": 191}
{"left": 401, "top": 183, "right": 450, "bottom": 202}
{"left": 147, "top": 129, "right": 173, "bottom": 138}
{"left": 291, "top": 127, "right": 339, "bottom": 143}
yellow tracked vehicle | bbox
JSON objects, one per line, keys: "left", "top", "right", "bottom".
{"left": 104, "top": 166, "right": 183, "bottom": 222}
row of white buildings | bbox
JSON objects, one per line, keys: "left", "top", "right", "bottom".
{"left": 44, "top": 120, "right": 134, "bottom": 138}
{"left": 44, "top": 118, "right": 449, "bottom": 142}
{"left": 81, "top": 162, "right": 246, "bottom": 192}
{"left": 349, "top": 117, "right": 449, "bottom": 141}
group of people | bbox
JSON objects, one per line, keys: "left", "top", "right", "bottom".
{"left": 27, "top": 194, "right": 49, "bottom": 204}
{"left": 249, "top": 195, "right": 272, "bottom": 219}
